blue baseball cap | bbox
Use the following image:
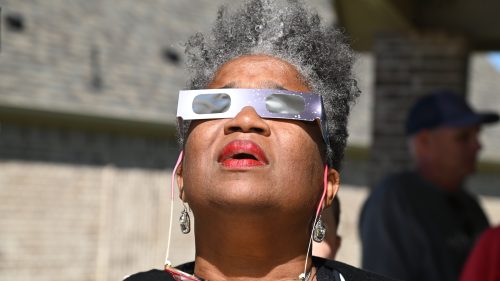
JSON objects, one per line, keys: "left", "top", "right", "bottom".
{"left": 405, "top": 90, "right": 499, "bottom": 136}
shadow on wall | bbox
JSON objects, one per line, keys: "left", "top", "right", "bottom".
{"left": 0, "top": 123, "right": 181, "bottom": 169}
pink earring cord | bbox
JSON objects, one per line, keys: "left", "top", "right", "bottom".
{"left": 302, "top": 164, "right": 329, "bottom": 278}
{"left": 316, "top": 165, "right": 328, "bottom": 216}
{"left": 165, "top": 150, "right": 184, "bottom": 268}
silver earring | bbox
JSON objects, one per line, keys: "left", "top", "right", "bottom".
{"left": 312, "top": 216, "right": 326, "bottom": 242}
{"left": 179, "top": 205, "right": 191, "bottom": 234}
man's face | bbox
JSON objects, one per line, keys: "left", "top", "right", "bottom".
{"left": 425, "top": 125, "right": 482, "bottom": 181}
{"left": 179, "top": 55, "right": 326, "bottom": 218}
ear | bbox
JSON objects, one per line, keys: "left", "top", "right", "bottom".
{"left": 176, "top": 160, "right": 186, "bottom": 201}
{"left": 323, "top": 168, "right": 340, "bottom": 208}
{"left": 334, "top": 235, "right": 342, "bottom": 257}
{"left": 414, "top": 130, "right": 433, "bottom": 158}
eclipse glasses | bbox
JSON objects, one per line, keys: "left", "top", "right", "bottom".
{"left": 176, "top": 88, "right": 329, "bottom": 144}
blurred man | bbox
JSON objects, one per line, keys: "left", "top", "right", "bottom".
{"left": 359, "top": 90, "right": 499, "bottom": 281}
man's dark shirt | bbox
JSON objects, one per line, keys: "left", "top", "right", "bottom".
{"left": 124, "top": 256, "right": 397, "bottom": 281}
{"left": 359, "top": 171, "right": 489, "bottom": 281}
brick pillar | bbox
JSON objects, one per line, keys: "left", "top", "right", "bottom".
{"left": 369, "top": 32, "right": 469, "bottom": 186}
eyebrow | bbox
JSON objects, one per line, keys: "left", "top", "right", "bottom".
{"left": 221, "top": 82, "right": 237, "bottom": 89}
{"left": 260, "top": 81, "right": 286, "bottom": 90}
{"left": 221, "top": 81, "right": 286, "bottom": 90}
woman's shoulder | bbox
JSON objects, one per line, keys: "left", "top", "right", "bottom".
{"left": 314, "top": 257, "right": 400, "bottom": 281}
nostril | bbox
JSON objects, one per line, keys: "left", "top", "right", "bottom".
{"left": 251, "top": 128, "right": 264, "bottom": 133}
{"left": 227, "top": 126, "right": 265, "bottom": 134}
{"left": 228, "top": 126, "right": 243, "bottom": 132}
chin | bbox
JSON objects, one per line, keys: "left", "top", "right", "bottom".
{"left": 210, "top": 199, "right": 277, "bottom": 214}
{"left": 463, "top": 164, "right": 476, "bottom": 175}
{"left": 198, "top": 183, "right": 277, "bottom": 211}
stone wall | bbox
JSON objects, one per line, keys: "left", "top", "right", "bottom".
{"left": 0, "top": 122, "right": 193, "bottom": 281}
{"left": 0, "top": 0, "right": 334, "bottom": 123}
{"left": 0, "top": 0, "right": 196, "bottom": 122}
{"left": 0, "top": 122, "right": 179, "bottom": 168}
{"left": 0, "top": 160, "right": 197, "bottom": 281}
{"left": 370, "top": 32, "right": 469, "bottom": 185}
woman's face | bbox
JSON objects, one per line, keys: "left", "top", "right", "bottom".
{"left": 180, "top": 55, "right": 326, "bottom": 217}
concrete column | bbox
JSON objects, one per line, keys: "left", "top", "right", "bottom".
{"left": 369, "top": 32, "right": 469, "bottom": 186}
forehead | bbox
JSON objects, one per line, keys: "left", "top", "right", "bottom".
{"left": 431, "top": 125, "right": 480, "bottom": 140}
{"left": 208, "top": 55, "right": 310, "bottom": 92}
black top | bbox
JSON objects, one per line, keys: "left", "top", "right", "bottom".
{"left": 359, "top": 171, "right": 489, "bottom": 281}
{"left": 124, "top": 257, "right": 397, "bottom": 281}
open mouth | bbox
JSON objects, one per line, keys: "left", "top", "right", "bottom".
{"left": 231, "top": 153, "right": 258, "bottom": 160}
{"left": 218, "top": 140, "right": 268, "bottom": 168}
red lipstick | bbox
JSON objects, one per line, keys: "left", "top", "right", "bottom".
{"left": 218, "top": 140, "right": 269, "bottom": 168}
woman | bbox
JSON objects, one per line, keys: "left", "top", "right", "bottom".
{"left": 126, "top": 0, "right": 394, "bottom": 280}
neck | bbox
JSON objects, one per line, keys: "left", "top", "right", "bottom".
{"left": 418, "top": 165, "right": 463, "bottom": 192}
{"left": 192, "top": 209, "right": 314, "bottom": 281}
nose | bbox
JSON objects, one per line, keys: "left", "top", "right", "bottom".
{"left": 472, "top": 134, "right": 482, "bottom": 153}
{"left": 224, "top": 106, "right": 271, "bottom": 136}
{"left": 465, "top": 129, "right": 482, "bottom": 159}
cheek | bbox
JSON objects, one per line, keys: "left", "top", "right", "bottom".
{"left": 182, "top": 120, "right": 223, "bottom": 189}
{"left": 272, "top": 124, "right": 325, "bottom": 189}
{"left": 430, "top": 139, "right": 453, "bottom": 159}
{"left": 437, "top": 142, "right": 466, "bottom": 168}
{"left": 185, "top": 120, "right": 221, "bottom": 152}
{"left": 275, "top": 124, "right": 324, "bottom": 165}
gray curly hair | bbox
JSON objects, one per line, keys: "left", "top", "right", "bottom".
{"left": 179, "top": 0, "right": 359, "bottom": 169}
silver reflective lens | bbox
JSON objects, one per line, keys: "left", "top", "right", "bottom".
{"left": 192, "top": 93, "right": 231, "bottom": 114}
{"left": 265, "top": 94, "right": 305, "bottom": 114}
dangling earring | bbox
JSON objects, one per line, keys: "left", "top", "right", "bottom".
{"left": 312, "top": 216, "right": 326, "bottom": 242}
{"left": 179, "top": 204, "right": 191, "bottom": 234}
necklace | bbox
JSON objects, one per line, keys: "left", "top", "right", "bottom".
{"left": 298, "top": 270, "right": 312, "bottom": 281}
{"left": 194, "top": 270, "right": 312, "bottom": 281}
{"left": 165, "top": 267, "right": 312, "bottom": 281}
{"left": 166, "top": 264, "right": 313, "bottom": 281}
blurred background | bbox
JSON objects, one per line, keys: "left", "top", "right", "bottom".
{"left": 0, "top": 0, "right": 499, "bottom": 280}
